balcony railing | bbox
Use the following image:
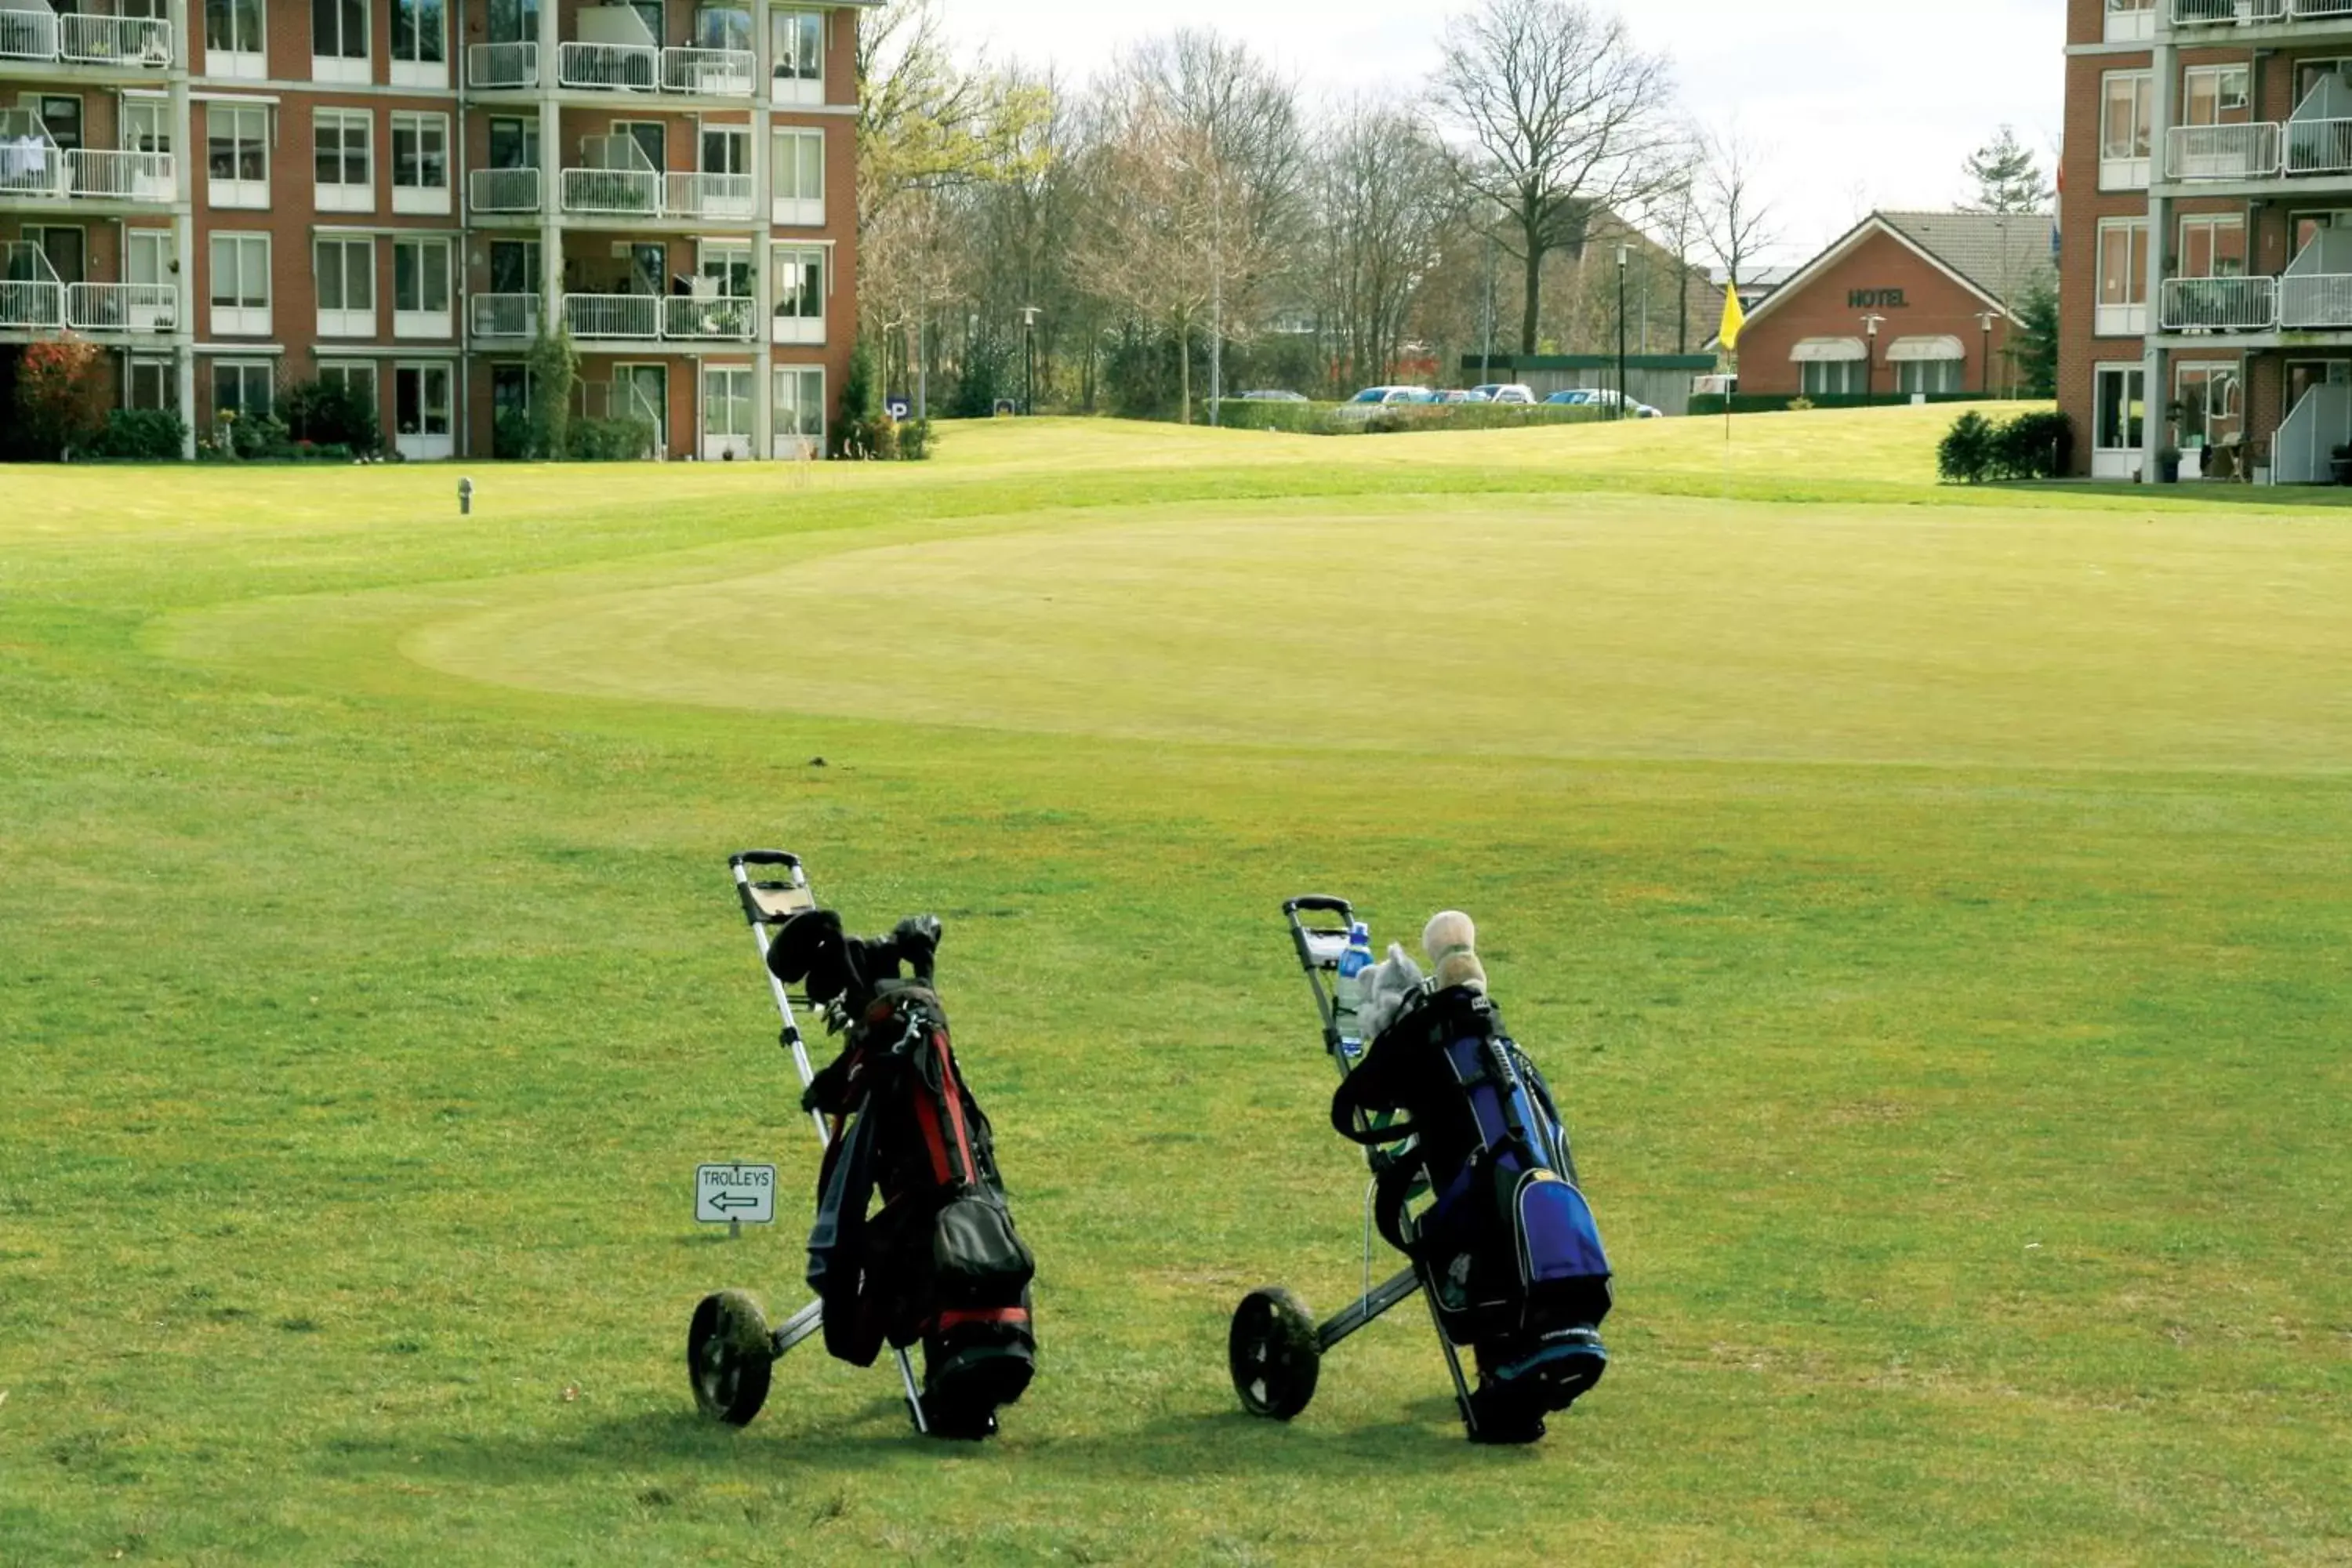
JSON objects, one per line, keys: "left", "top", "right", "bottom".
{"left": 562, "top": 293, "right": 660, "bottom": 339}
{"left": 2168, "top": 123, "right": 2281, "bottom": 181}
{"left": 2281, "top": 270, "right": 2352, "bottom": 328}
{"left": 470, "top": 292, "right": 541, "bottom": 338}
{"left": 659, "top": 45, "right": 754, "bottom": 96}
{"left": 65, "top": 281, "right": 178, "bottom": 332}
{"left": 0, "top": 5, "right": 57, "bottom": 59}
{"left": 662, "top": 170, "right": 754, "bottom": 220}
{"left": 663, "top": 294, "right": 753, "bottom": 339}
{"left": 2159, "top": 274, "right": 2278, "bottom": 330}
{"left": 2285, "top": 116, "right": 2352, "bottom": 176}
{"left": 470, "top": 165, "right": 542, "bottom": 213}
{"left": 68, "top": 147, "right": 175, "bottom": 201}
{"left": 2172, "top": 0, "right": 2288, "bottom": 22}
{"left": 0, "top": 277, "right": 64, "bottom": 328}
{"left": 560, "top": 165, "right": 660, "bottom": 216}
{"left": 59, "top": 11, "right": 171, "bottom": 64}
{"left": 557, "top": 39, "right": 656, "bottom": 91}
{"left": 467, "top": 40, "right": 538, "bottom": 89}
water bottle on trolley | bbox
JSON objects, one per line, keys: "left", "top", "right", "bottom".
{"left": 1332, "top": 920, "right": 1374, "bottom": 1062}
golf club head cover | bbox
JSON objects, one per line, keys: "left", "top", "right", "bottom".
{"left": 891, "top": 914, "right": 942, "bottom": 985}
{"left": 768, "top": 908, "right": 853, "bottom": 1005}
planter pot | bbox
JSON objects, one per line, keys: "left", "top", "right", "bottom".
{"left": 2331, "top": 458, "right": 2352, "bottom": 486}
{"left": 2157, "top": 455, "right": 2182, "bottom": 484}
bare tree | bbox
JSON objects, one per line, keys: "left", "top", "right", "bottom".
{"left": 1638, "top": 168, "right": 1704, "bottom": 352}
{"left": 1697, "top": 122, "right": 1780, "bottom": 296}
{"left": 1432, "top": 0, "right": 1679, "bottom": 354}
{"left": 1312, "top": 100, "right": 1454, "bottom": 387}
{"left": 855, "top": 0, "right": 1048, "bottom": 238}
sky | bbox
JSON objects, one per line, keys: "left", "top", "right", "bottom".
{"left": 940, "top": 0, "right": 2067, "bottom": 267}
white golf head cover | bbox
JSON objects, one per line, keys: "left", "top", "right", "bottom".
{"left": 1422, "top": 910, "right": 1486, "bottom": 995}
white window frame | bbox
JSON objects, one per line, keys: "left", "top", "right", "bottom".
{"left": 392, "top": 235, "right": 452, "bottom": 339}
{"left": 2104, "top": 0, "right": 2154, "bottom": 43}
{"left": 206, "top": 101, "right": 270, "bottom": 210}
{"left": 389, "top": 0, "right": 448, "bottom": 86}
{"left": 701, "top": 362, "right": 753, "bottom": 460}
{"left": 393, "top": 360, "right": 455, "bottom": 459}
{"left": 771, "top": 127, "right": 823, "bottom": 226}
{"left": 203, "top": 0, "right": 266, "bottom": 78}
{"left": 1894, "top": 358, "right": 1962, "bottom": 397}
{"left": 207, "top": 230, "right": 270, "bottom": 336}
{"left": 313, "top": 0, "right": 372, "bottom": 82}
{"left": 318, "top": 359, "right": 378, "bottom": 420}
{"left": 129, "top": 357, "right": 176, "bottom": 411}
{"left": 122, "top": 98, "right": 171, "bottom": 155}
{"left": 2092, "top": 362, "right": 2147, "bottom": 481}
{"left": 390, "top": 111, "right": 451, "bottom": 215}
{"left": 771, "top": 9, "right": 822, "bottom": 105}
{"left": 314, "top": 108, "right": 375, "bottom": 214}
{"left": 314, "top": 235, "right": 376, "bottom": 338}
{"left": 211, "top": 358, "right": 274, "bottom": 426}
{"left": 1799, "top": 359, "right": 1862, "bottom": 397}
{"left": 2101, "top": 71, "right": 2153, "bottom": 191}
{"left": 2181, "top": 64, "right": 2250, "bottom": 127}
{"left": 2096, "top": 218, "right": 2150, "bottom": 337}
{"left": 773, "top": 364, "right": 823, "bottom": 458}
{"left": 771, "top": 242, "right": 824, "bottom": 344}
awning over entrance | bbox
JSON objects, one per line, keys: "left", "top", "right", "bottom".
{"left": 1886, "top": 334, "right": 1965, "bottom": 362}
{"left": 1791, "top": 336, "right": 1866, "bottom": 362}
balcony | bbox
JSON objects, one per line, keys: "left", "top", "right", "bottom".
{"left": 560, "top": 291, "right": 754, "bottom": 341}
{"left": 466, "top": 39, "right": 537, "bottom": 89}
{"left": 553, "top": 38, "right": 753, "bottom": 96}
{"left": 0, "top": 4, "right": 172, "bottom": 67}
{"left": 2281, "top": 270, "right": 2352, "bottom": 328}
{"left": 66, "top": 280, "right": 177, "bottom": 332}
{"left": 2159, "top": 275, "right": 2277, "bottom": 331}
{"left": 660, "top": 45, "right": 753, "bottom": 96}
{"left": 0, "top": 275, "right": 63, "bottom": 328}
{"left": 471, "top": 292, "right": 541, "bottom": 339}
{"left": 2167, "top": 124, "right": 2281, "bottom": 182}
{"left": 663, "top": 171, "right": 753, "bottom": 220}
{"left": 470, "top": 165, "right": 542, "bottom": 214}
{"left": 558, "top": 165, "right": 757, "bottom": 221}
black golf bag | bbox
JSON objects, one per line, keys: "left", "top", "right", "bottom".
{"left": 770, "top": 909, "right": 1036, "bottom": 1439}
{"left": 1330, "top": 984, "right": 1612, "bottom": 1437}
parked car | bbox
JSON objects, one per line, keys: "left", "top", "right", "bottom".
{"left": 1345, "top": 386, "right": 1439, "bottom": 405}
{"left": 1545, "top": 388, "right": 1664, "bottom": 419}
{"left": 1469, "top": 383, "right": 1538, "bottom": 405}
{"left": 1437, "top": 389, "right": 1479, "bottom": 404}
{"left": 1240, "top": 389, "right": 1310, "bottom": 402}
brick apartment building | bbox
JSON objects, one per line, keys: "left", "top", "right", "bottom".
{"left": 1733, "top": 211, "right": 2054, "bottom": 400}
{"left": 2060, "top": 0, "right": 2352, "bottom": 481}
{"left": 1, "top": 0, "right": 870, "bottom": 460}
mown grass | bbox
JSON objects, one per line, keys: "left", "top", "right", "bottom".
{"left": 2, "top": 407, "right": 2348, "bottom": 1566}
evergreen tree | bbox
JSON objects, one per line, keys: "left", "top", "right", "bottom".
{"left": 2006, "top": 274, "right": 2059, "bottom": 397}
{"left": 1962, "top": 126, "right": 2054, "bottom": 214}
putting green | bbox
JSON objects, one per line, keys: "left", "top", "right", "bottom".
{"left": 409, "top": 492, "right": 2352, "bottom": 770}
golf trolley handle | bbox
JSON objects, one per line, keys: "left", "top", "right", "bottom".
{"left": 730, "top": 849, "right": 802, "bottom": 872}
{"left": 1284, "top": 895, "right": 1353, "bottom": 922}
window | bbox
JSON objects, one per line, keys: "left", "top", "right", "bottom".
{"left": 2101, "top": 71, "right": 2152, "bottom": 190}
{"left": 38, "top": 95, "right": 82, "bottom": 152}
{"left": 492, "top": 362, "right": 531, "bottom": 416}
{"left": 771, "top": 128, "right": 822, "bottom": 224}
{"left": 318, "top": 360, "right": 377, "bottom": 416}
{"left": 206, "top": 102, "right": 268, "bottom": 207}
{"left": 127, "top": 227, "right": 172, "bottom": 287}
{"left": 24, "top": 225, "right": 85, "bottom": 285}
{"left": 485, "top": 0, "right": 536, "bottom": 43}
{"left": 1800, "top": 360, "right": 1861, "bottom": 397}
{"left": 771, "top": 9, "right": 821, "bottom": 102}
{"left": 619, "top": 120, "right": 666, "bottom": 173}
{"left": 488, "top": 238, "right": 539, "bottom": 294}
{"left": 701, "top": 126, "right": 747, "bottom": 174}
{"left": 212, "top": 359, "right": 273, "bottom": 421}
{"left": 773, "top": 365, "right": 823, "bottom": 456}
{"left": 2104, "top": 0, "right": 2153, "bottom": 43}
{"left": 314, "top": 236, "right": 375, "bottom": 336}
{"left": 129, "top": 358, "right": 176, "bottom": 411}
{"left": 314, "top": 109, "right": 373, "bottom": 212}
{"left": 1895, "top": 358, "right": 1962, "bottom": 396}
{"left": 2092, "top": 365, "right": 2146, "bottom": 476}
{"left": 391, "top": 113, "right": 449, "bottom": 214}
{"left": 393, "top": 237, "right": 452, "bottom": 336}
{"left": 2175, "top": 361, "right": 2241, "bottom": 449}
{"left": 203, "top": 0, "right": 264, "bottom": 73}
{"left": 695, "top": 5, "right": 750, "bottom": 49}
{"left": 313, "top": 0, "right": 368, "bottom": 81}
{"left": 122, "top": 98, "right": 170, "bottom": 154}
{"left": 390, "top": 0, "right": 446, "bottom": 85}
{"left": 2179, "top": 213, "right": 2247, "bottom": 278}
{"left": 699, "top": 241, "right": 751, "bottom": 297}
{"left": 2182, "top": 65, "right": 2249, "bottom": 126}
{"left": 487, "top": 116, "right": 539, "bottom": 171}
{"left": 393, "top": 363, "right": 454, "bottom": 458}
{"left": 772, "top": 243, "right": 823, "bottom": 343}
{"left": 208, "top": 231, "right": 270, "bottom": 335}
{"left": 2096, "top": 218, "right": 2150, "bottom": 336}
{"left": 702, "top": 364, "right": 753, "bottom": 459}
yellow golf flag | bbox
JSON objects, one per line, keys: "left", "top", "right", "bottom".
{"left": 1719, "top": 281, "right": 1745, "bottom": 352}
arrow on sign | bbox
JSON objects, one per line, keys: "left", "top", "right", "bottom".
{"left": 706, "top": 1191, "right": 764, "bottom": 1213}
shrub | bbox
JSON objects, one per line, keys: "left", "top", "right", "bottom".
{"left": 563, "top": 416, "right": 655, "bottom": 461}
{"left": 527, "top": 325, "right": 579, "bottom": 460}
{"left": 897, "top": 418, "right": 934, "bottom": 460}
{"left": 228, "top": 412, "right": 290, "bottom": 461}
{"left": 15, "top": 336, "right": 108, "bottom": 459}
{"left": 82, "top": 407, "right": 188, "bottom": 460}
{"left": 837, "top": 336, "right": 880, "bottom": 454}
{"left": 492, "top": 405, "right": 533, "bottom": 461}
{"left": 280, "top": 379, "right": 382, "bottom": 455}
{"left": 1787, "top": 396, "right": 1817, "bottom": 412}
{"left": 1938, "top": 411, "right": 1998, "bottom": 484}
{"left": 1991, "top": 409, "right": 2073, "bottom": 481}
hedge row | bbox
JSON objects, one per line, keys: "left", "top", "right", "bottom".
{"left": 1688, "top": 392, "right": 1992, "bottom": 416}
{"left": 1211, "top": 400, "right": 1603, "bottom": 435}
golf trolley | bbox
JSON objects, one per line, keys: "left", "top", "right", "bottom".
{"left": 1225, "top": 895, "right": 1609, "bottom": 1442}
{"left": 684, "top": 851, "right": 936, "bottom": 1435}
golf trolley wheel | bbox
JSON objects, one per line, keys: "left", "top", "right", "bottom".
{"left": 1229, "top": 1287, "right": 1320, "bottom": 1421}
{"left": 687, "top": 1290, "right": 775, "bottom": 1426}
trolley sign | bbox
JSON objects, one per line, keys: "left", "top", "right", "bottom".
{"left": 695, "top": 1163, "right": 777, "bottom": 1225}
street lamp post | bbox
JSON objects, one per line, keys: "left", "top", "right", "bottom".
{"left": 1861, "top": 312, "right": 1885, "bottom": 405}
{"left": 1976, "top": 309, "right": 1999, "bottom": 398}
{"left": 1615, "top": 243, "right": 1630, "bottom": 421}
{"left": 1020, "top": 304, "right": 1040, "bottom": 416}
{"left": 1208, "top": 176, "right": 1223, "bottom": 426}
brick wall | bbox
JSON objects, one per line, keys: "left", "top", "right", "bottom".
{"left": 1738, "top": 227, "right": 2014, "bottom": 397}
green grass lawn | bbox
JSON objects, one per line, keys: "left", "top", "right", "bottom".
{"left": 3, "top": 406, "right": 2348, "bottom": 1565}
